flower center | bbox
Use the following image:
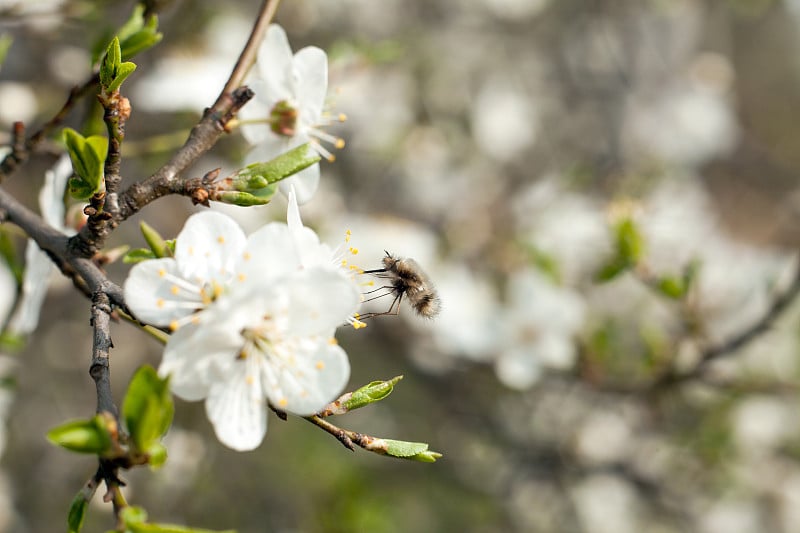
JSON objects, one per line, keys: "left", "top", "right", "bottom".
{"left": 269, "top": 100, "right": 299, "bottom": 137}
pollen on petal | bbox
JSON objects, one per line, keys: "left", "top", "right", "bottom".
{"left": 158, "top": 268, "right": 167, "bottom": 277}
{"left": 187, "top": 246, "right": 194, "bottom": 256}
{"left": 315, "top": 360, "right": 325, "bottom": 370}
{"left": 156, "top": 298, "right": 165, "bottom": 308}
{"left": 278, "top": 397, "right": 288, "bottom": 407}
{"left": 246, "top": 374, "right": 255, "bottom": 385}
{"left": 217, "top": 236, "right": 225, "bottom": 244}
{"left": 328, "top": 337, "right": 338, "bottom": 345}
{"left": 243, "top": 251, "right": 252, "bottom": 261}
{"left": 349, "top": 247, "right": 358, "bottom": 255}
{"left": 169, "top": 320, "right": 179, "bottom": 331}
{"left": 170, "top": 285, "right": 180, "bottom": 295}
{"left": 237, "top": 273, "right": 246, "bottom": 282}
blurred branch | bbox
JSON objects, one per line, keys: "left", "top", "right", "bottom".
{"left": 0, "top": 74, "right": 99, "bottom": 181}
{"left": 653, "top": 256, "right": 800, "bottom": 389}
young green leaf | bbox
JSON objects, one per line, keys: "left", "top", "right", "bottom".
{"left": 123, "top": 248, "right": 158, "bottom": 264}
{"left": 231, "top": 143, "right": 321, "bottom": 191}
{"left": 100, "top": 37, "right": 122, "bottom": 88}
{"left": 63, "top": 128, "right": 107, "bottom": 199}
{"left": 326, "top": 376, "right": 403, "bottom": 415}
{"left": 122, "top": 365, "right": 174, "bottom": 453}
{"left": 383, "top": 439, "right": 442, "bottom": 462}
{"left": 47, "top": 415, "right": 113, "bottom": 454}
{"left": 140, "top": 222, "right": 173, "bottom": 258}
{"left": 68, "top": 491, "right": 90, "bottom": 533}
{"left": 119, "top": 506, "right": 237, "bottom": 533}
{"left": 117, "top": 5, "right": 163, "bottom": 60}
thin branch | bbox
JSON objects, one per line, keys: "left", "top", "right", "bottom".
{"left": 0, "top": 74, "right": 99, "bottom": 181}
{"left": 652, "top": 258, "right": 800, "bottom": 389}
{"left": 213, "top": 0, "right": 281, "bottom": 109}
{"left": 90, "top": 290, "right": 117, "bottom": 416}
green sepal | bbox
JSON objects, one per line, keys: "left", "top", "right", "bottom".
{"left": 47, "top": 414, "right": 114, "bottom": 454}
{"left": 231, "top": 143, "right": 320, "bottom": 191}
{"left": 342, "top": 376, "right": 403, "bottom": 412}
{"left": 383, "top": 439, "right": 442, "bottom": 462}
{"left": 122, "top": 365, "right": 174, "bottom": 453}
{"left": 68, "top": 491, "right": 90, "bottom": 533}
{"left": 140, "top": 222, "right": 173, "bottom": 258}
{"left": 63, "top": 128, "right": 107, "bottom": 199}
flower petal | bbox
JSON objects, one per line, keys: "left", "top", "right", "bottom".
{"left": 174, "top": 211, "right": 247, "bottom": 286}
{"left": 206, "top": 356, "right": 267, "bottom": 451}
{"left": 238, "top": 79, "right": 273, "bottom": 145}
{"left": 124, "top": 258, "right": 203, "bottom": 327}
{"left": 284, "top": 268, "right": 360, "bottom": 337}
{"left": 257, "top": 24, "right": 294, "bottom": 101}
{"left": 159, "top": 321, "right": 242, "bottom": 401}
{"left": 278, "top": 162, "right": 320, "bottom": 205}
{"left": 0, "top": 260, "right": 16, "bottom": 327}
{"left": 237, "top": 222, "right": 301, "bottom": 284}
{"left": 263, "top": 341, "right": 350, "bottom": 416}
{"left": 6, "top": 243, "right": 52, "bottom": 335}
{"left": 293, "top": 46, "right": 327, "bottom": 123}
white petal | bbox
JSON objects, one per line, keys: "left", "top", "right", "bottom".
{"left": 124, "top": 258, "right": 202, "bottom": 327}
{"left": 174, "top": 211, "right": 247, "bottom": 286}
{"left": 6, "top": 243, "right": 52, "bottom": 335}
{"left": 206, "top": 357, "right": 267, "bottom": 451}
{"left": 293, "top": 46, "right": 327, "bottom": 123}
{"left": 284, "top": 269, "right": 360, "bottom": 336}
{"left": 159, "top": 321, "right": 242, "bottom": 401}
{"left": 243, "top": 133, "right": 298, "bottom": 166}
{"left": 40, "top": 154, "right": 72, "bottom": 230}
{"left": 238, "top": 222, "right": 301, "bottom": 284}
{"left": 495, "top": 348, "right": 542, "bottom": 390}
{"left": 263, "top": 341, "right": 350, "bottom": 416}
{"left": 238, "top": 79, "right": 273, "bottom": 146}
{"left": 257, "top": 25, "right": 294, "bottom": 101}
{"left": 278, "top": 163, "right": 320, "bottom": 205}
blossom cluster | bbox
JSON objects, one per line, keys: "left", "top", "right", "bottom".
{"left": 124, "top": 191, "right": 361, "bottom": 451}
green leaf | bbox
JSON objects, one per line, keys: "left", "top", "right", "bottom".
{"left": 0, "top": 34, "right": 12, "bottom": 69}
{"left": 595, "top": 217, "right": 645, "bottom": 282}
{"left": 231, "top": 143, "right": 321, "bottom": 191}
{"left": 122, "top": 365, "right": 174, "bottom": 453}
{"left": 216, "top": 188, "right": 278, "bottom": 207}
{"left": 383, "top": 439, "right": 442, "bottom": 462}
{"left": 656, "top": 275, "right": 686, "bottom": 299}
{"left": 123, "top": 248, "right": 157, "bottom": 264}
{"left": 63, "top": 128, "right": 107, "bottom": 199}
{"left": 100, "top": 37, "right": 122, "bottom": 88}
{"left": 108, "top": 61, "right": 137, "bottom": 92}
{"left": 119, "top": 507, "right": 237, "bottom": 533}
{"left": 118, "top": 5, "right": 163, "bottom": 60}
{"left": 614, "top": 218, "right": 644, "bottom": 266}
{"left": 68, "top": 491, "right": 90, "bottom": 533}
{"left": 139, "top": 222, "right": 173, "bottom": 258}
{"left": 342, "top": 376, "right": 403, "bottom": 412}
{"left": 47, "top": 415, "right": 113, "bottom": 454}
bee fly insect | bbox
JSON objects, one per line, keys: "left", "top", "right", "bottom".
{"left": 360, "top": 252, "right": 441, "bottom": 319}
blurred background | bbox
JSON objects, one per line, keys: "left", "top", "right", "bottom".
{"left": 3, "top": 0, "right": 800, "bottom": 531}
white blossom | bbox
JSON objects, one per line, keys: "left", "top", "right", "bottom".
{"left": 238, "top": 24, "right": 342, "bottom": 204}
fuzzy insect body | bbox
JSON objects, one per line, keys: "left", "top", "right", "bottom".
{"left": 362, "top": 253, "right": 441, "bottom": 319}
